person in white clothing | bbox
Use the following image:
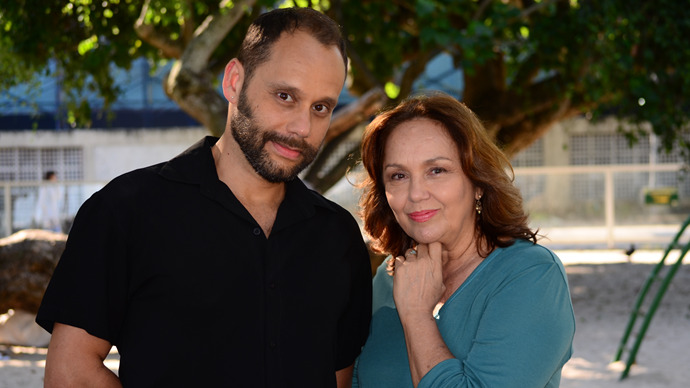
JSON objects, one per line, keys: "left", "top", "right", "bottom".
{"left": 33, "top": 171, "right": 63, "bottom": 233}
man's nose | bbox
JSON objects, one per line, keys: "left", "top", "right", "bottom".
{"left": 286, "top": 108, "right": 311, "bottom": 138}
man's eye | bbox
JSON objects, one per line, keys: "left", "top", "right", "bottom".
{"left": 313, "top": 104, "right": 330, "bottom": 113}
{"left": 278, "top": 92, "right": 293, "bottom": 101}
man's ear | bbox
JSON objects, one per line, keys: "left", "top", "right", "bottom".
{"left": 222, "top": 58, "right": 244, "bottom": 102}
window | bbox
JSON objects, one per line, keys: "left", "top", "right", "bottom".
{"left": 0, "top": 147, "right": 84, "bottom": 236}
{"left": 0, "top": 147, "right": 83, "bottom": 182}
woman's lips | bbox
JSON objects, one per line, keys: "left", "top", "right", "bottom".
{"left": 408, "top": 209, "right": 438, "bottom": 222}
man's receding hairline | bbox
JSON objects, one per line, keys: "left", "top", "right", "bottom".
{"left": 253, "top": 28, "right": 347, "bottom": 79}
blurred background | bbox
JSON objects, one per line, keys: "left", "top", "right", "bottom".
{"left": 2, "top": 2, "right": 690, "bottom": 387}
{"left": 2, "top": 0, "right": 689, "bottom": 249}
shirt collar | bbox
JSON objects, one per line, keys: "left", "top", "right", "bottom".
{"left": 158, "top": 136, "right": 218, "bottom": 185}
{"left": 158, "top": 136, "right": 339, "bottom": 227}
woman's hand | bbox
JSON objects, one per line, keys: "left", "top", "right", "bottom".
{"left": 392, "top": 242, "right": 454, "bottom": 386}
{"left": 392, "top": 242, "right": 445, "bottom": 319}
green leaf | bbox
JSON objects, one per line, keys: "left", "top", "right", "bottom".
{"left": 385, "top": 82, "right": 400, "bottom": 99}
{"left": 77, "top": 35, "right": 98, "bottom": 55}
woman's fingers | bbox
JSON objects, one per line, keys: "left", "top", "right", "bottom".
{"left": 416, "top": 244, "right": 428, "bottom": 260}
{"left": 388, "top": 244, "right": 435, "bottom": 277}
{"left": 387, "top": 253, "right": 408, "bottom": 276}
{"left": 427, "top": 242, "right": 443, "bottom": 264}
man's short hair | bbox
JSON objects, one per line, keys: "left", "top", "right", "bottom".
{"left": 237, "top": 7, "right": 347, "bottom": 84}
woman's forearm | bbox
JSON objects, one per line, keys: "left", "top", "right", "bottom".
{"left": 400, "top": 312, "right": 454, "bottom": 387}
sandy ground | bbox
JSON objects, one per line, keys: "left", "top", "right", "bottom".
{"left": 557, "top": 249, "right": 690, "bottom": 388}
{"left": 1, "top": 249, "right": 689, "bottom": 388}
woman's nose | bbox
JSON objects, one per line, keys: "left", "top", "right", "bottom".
{"left": 408, "top": 176, "right": 429, "bottom": 202}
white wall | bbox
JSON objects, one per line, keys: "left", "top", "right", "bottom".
{"left": 0, "top": 127, "right": 208, "bottom": 181}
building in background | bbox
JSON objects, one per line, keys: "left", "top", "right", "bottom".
{"left": 1, "top": 58, "right": 206, "bottom": 234}
{"left": 2, "top": 55, "right": 688, "bottom": 248}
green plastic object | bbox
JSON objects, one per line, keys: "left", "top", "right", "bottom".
{"left": 643, "top": 187, "right": 679, "bottom": 206}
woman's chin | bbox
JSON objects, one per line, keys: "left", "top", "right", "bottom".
{"left": 408, "top": 231, "right": 442, "bottom": 245}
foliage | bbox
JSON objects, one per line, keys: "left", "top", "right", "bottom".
{"left": 335, "top": 0, "right": 690, "bottom": 158}
{"left": 1, "top": 0, "right": 690, "bottom": 190}
{"left": 0, "top": 0, "right": 265, "bottom": 127}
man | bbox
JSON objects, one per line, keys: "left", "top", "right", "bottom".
{"left": 36, "top": 8, "right": 372, "bottom": 387}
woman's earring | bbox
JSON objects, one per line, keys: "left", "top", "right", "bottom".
{"left": 475, "top": 196, "right": 482, "bottom": 215}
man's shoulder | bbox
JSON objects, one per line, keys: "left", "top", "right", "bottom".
{"left": 109, "top": 161, "right": 167, "bottom": 186}
{"left": 302, "top": 185, "right": 358, "bottom": 221}
{"left": 288, "top": 183, "right": 361, "bottom": 231}
{"left": 91, "top": 162, "right": 169, "bottom": 206}
{"left": 100, "top": 136, "right": 214, "bottom": 197}
{"left": 305, "top": 186, "right": 340, "bottom": 210}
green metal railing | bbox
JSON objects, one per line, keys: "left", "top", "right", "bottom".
{"left": 613, "top": 213, "right": 690, "bottom": 379}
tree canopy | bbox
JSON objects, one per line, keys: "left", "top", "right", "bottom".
{"left": 2, "top": 0, "right": 689, "bottom": 192}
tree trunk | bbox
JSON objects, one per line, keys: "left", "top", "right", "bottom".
{"left": 164, "top": 65, "right": 228, "bottom": 137}
{"left": 304, "top": 87, "right": 389, "bottom": 193}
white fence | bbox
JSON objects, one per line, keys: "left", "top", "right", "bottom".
{"left": 2, "top": 163, "right": 689, "bottom": 248}
{"left": 1, "top": 181, "right": 106, "bottom": 237}
{"left": 514, "top": 163, "right": 689, "bottom": 249}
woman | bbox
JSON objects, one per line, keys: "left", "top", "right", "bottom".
{"left": 353, "top": 93, "right": 575, "bottom": 388}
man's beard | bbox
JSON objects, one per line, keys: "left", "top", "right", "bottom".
{"left": 230, "top": 92, "right": 319, "bottom": 183}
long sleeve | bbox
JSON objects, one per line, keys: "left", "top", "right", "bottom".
{"left": 354, "top": 240, "right": 575, "bottom": 388}
{"left": 419, "top": 246, "right": 575, "bottom": 387}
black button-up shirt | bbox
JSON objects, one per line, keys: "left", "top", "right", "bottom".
{"left": 37, "top": 137, "right": 372, "bottom": 387}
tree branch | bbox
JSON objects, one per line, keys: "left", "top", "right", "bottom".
{"left": 163, "top": 66, "right": 228, "bottom": 136}
{"left": 497, "top": 98, "right": 581, "bottom": 156}
{"left": 472, "top": 0, "right": 493, "bottom": 21}
{"left": 207, "top": 5, "right": 264, "bottom": 75}
{"left": 303, "top": 123, "right": 361, "bottom": 193}
{"left": 181, "top": 0, "right": 197, "bottom": 44}
{"left": 134, "top": 0, "right": 184, "bottom": 59}
{"left": 520, "top": 0, "right": 558, "bottom": 19}
{"left": 511, "top": 52, "right": 542, "bottom": 88}
{"left": 326, "top": 87, "right": 388, "bottom": 143}
{"left": 463, "top": 53, "right": 508, "bottom": 131}
{"left": 397, "top": 50, "right": 439, "bottom": 103}
{"left": 347, "top": 46, "right": 382, "bottom": 92}
{"left": 500, "top": 74, "right": 569, "bottom": 126}
{"left": 182, "top": 0, "right": 257, "bottom": 73}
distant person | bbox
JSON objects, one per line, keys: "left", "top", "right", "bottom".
{"left": 36, "top": 8, "right": 372, "bottom": 387}
{"left": 33, "top": 171, "right": 63, "bottom": 233}
{"left": 353, "top": 93, "right": 575, "bottom": 387}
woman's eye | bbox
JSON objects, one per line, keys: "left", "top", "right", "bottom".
{"left": 390, "top": 173, "right": 406, "bottom": 180}
{"left": 430, "top": 167, "right": 446, "bottom": 175}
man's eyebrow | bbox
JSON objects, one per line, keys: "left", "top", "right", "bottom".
{"left": 268, "top": 82, "right": 301, "bottom": 96}
{"left": 320, "top": 96, "right": 338, "bottom": 108}
{"left": 268, "top": 81, "right": 338, "bottom": 107}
